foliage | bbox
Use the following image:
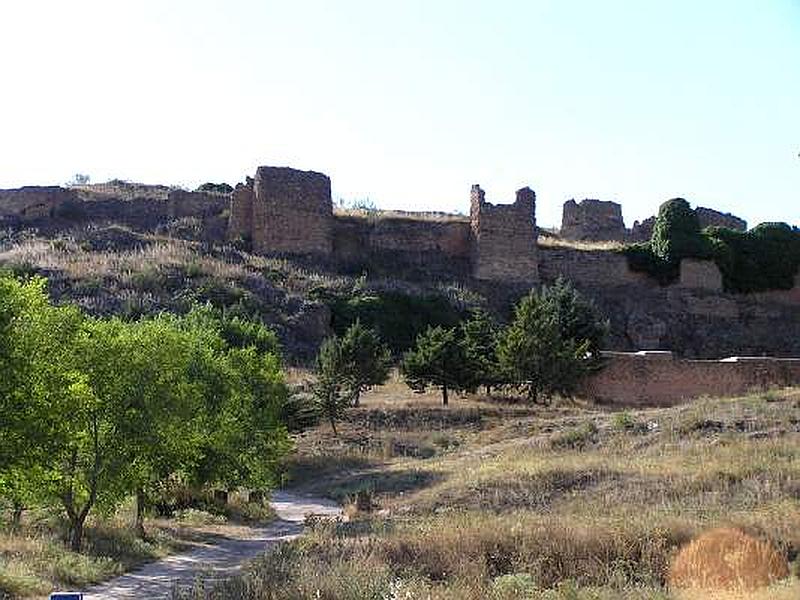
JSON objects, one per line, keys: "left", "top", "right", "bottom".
{"left": 539, "top": 277, "right": 608, "bottom": 360}
{"left": 497, "top": 283, "right": 596, "bottom": 403}
{"left": 337, "top": 320, "right": 392, "bottom": 406}
{"left": 401, "top": 326, "right": 467, "bottom": 405}
{"left": 623, "top": 199, "right": 800, "bottom": 292}
{"left": 329, "top": 290, "right": 463, "bottom": 354}
{"left": 0, "top": 272, "right": 290, "bottom": 552}
{"left": 196, "top": 182, "right": 234, "bottom": 194}
{"left": 650, "top": 198, "right": 714, "bottom": 263}
{"left": 312, "top": 336, "right": 351, "bottom": 435}
{"left": 459, "top": 309, "right": 502, "bottom": 392}
{"left": 708, "top": 222, "right": 800, "bottom": 292}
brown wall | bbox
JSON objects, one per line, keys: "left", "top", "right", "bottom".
{"left": 580, "top": 351, "right": 800, "bottom": 406}
{"left": 539, "top": 246, "right": 649, "bottom": 287}
{"left": 332, "top": 215, "right": 472, "bottom": 277}
{"left": 251, "top": 167, "right": 333, "bottom": 256}
{"left": 470, "top": 185, "right": 539, "bottom": 282}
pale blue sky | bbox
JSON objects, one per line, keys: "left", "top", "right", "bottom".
{"left": 1, "top": 0, "right": 798, "bottom": 227}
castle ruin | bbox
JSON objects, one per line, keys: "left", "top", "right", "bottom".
{"left": 1, "top": 164, "right": 798, "bottom": 359}
{"left": 228, "top": 167, "right": 539, "bottom": 282}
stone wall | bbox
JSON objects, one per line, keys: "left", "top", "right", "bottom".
{"left": 561, "top": 199, "right": 626, "bottom": 241}
{"left": 235, "top": 167, "right": 334, "bottom": 257}
{"left": 333, "top": 214, "right": 471, "bottom": 277}
{"left": 678, "top": 259, "right": 723, "bottom": 291}
{"left": 167, "top": 189, "right": 228, "bottom": 220}
{"left": 0, "top": 186, "right": 79, "bottom": 219}
{"left": 580, "top": 351, "right": 800, "bottom": 406}
{"left": 538, "top": 246, "right": 648, "bottom": 288}
{"left": 228, "top": 177, "right": 254, "bottom": 241}
{"left": 629, "top": 206, "right": 746, "bottom": 242}
{"left": 470, "top": 185, "right": 539, "bottom": 282}
{"left": 695, "top": 207, "right": 747, "bottom": 231}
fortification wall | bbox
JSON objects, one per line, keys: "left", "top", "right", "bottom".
{"left": 0, "top": 186, "right": 79, "bottom": 219}
{"left": 228, "top": 178, "right": 254, "bottom": 241}
{"left": 538, "top": 246, "right": 648, "bottom": 287}
{"left": 250, "top": 167, "right": 333, "bottom": 256}
{"left": 167, "top": 189, "right": 228, "bottom": 219}
{"left": 561, "top": 199, "right": 626, "bottom": 241}
{"left": 580, "top": 352, "right": 800, "bottom": 406}
{"left": 332, "top": 215, "right": 471, "bottom": 277}
{"left": 470, "top": 186, "right": 539, "bottom": 282}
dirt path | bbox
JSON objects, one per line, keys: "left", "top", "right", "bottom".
{"left": 83, "top": 491, "right": 341, "bottom": 600}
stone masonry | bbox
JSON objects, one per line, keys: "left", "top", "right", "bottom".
{"left": 470, "top": 185, "right": 539, "bottom": 282}
{"left": 561, "top": 199, "right": 626, "bottom": 241}
{"left": 229, "top": 167, "right": 334, "bottom": 256}
{"left": 580, "top": 351, "right": 800, "bottom": 406}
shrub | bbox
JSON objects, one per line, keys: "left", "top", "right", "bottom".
{"left": 651, "top": 198, "right": 714, "bottom": 263}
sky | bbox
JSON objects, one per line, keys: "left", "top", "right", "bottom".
{"left": 0, "top": 1, "right": 798, "bottom": 228}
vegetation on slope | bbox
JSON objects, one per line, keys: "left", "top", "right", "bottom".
{"left": 179, "top": 382, "right": 800, "bottom": 599}
{"left": 622, "top": 198, "right": 800, "bottom": 292}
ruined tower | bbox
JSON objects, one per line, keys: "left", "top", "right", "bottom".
{"left": 469, "top": 185, "right": 539, "bottom": 282}
{"left": 228, "top": 167, "right": 333, "bottom": 256}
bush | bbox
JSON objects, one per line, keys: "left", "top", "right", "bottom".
{"left": 651, "top": 198, "right": 714, "bottom": 263}
{"left": 196, "top": 182, "right": 234, "bottom": 194}
{"left": 623, "top": 198, "right": 800, "bottom": 292}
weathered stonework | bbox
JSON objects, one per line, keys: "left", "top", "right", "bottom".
{"left": 580, "top": 351, "right": 800, "bottom": 406}
{"left": 0, "top": 186, "right": 79, "bottom": 219}
{"left": 167, "top": 189, "right": 228, "bottom": 219}
{"left": 679, "top": 259, "right": 723, "bottom": 291}
{"left": 470, "top": 185, "right": 539, "bottom": 282}
{"left": 629, "top": 207, "right": 746, "bottom": 242}
{"left": 230, "top": 167, "right": 334, "bottom": 256}
{"left": 695, "top": 207, "right": 747, "bottom": 231}
{"left": 228, "top": 177, "right": 254, "bottom": 241}
{"left": 561, "top": 199, "right": 626, "bottom": 241}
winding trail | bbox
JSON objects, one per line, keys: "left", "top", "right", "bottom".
{"left": 83, "top": 491, "right": 341, "bottom": 599}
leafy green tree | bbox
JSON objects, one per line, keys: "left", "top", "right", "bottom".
{"left": 313, "top": 336, "right": 350, "bottom": 434}
{"left": 497, "top": 285, "right": 596, "bottom": 403}
{"left": 338, "top": 320, "right": 392, "bottom": 407}
{"left": 460, "top": 309, "right": 501, "bottom": 393}
{"left": 540, "top": 278, "right": 608, "bottom": 361}
{"left": 401, "top": 326, "right": 467, "bottom": 406}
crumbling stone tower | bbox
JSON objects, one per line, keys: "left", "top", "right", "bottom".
{"left": 228, "top": 166, "right": 333, "bottom": 256}
{"left": 561, "top": 199, "right": 626, "bottom": 241}
{"left": 470, "top": 185, "right": 539, "bottom": 282}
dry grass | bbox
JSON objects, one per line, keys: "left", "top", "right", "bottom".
{"left": 668, "top": 527, "right": 789, "bottom": 592}
{"left": 334, "top": 207, "right": 469, "bottom": 223}
{"left": 537, "top": 235, "right": 626, "bottom": 251}
{"left": 248, "top": 385, "right": 800, "bottom": 599}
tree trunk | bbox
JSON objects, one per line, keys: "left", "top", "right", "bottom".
{"left": 442, "top": 384, "right": 449, "bottom": 406}
{"left": 11, "top": 502, "right": 23, "bottom": 530}
{"left": 134, "top": 487, "right": 147, "bottom": 538}
{"left": 352, "top": 389, "right": 360, "bottom": 407}
{"left": 330, "top": 416, "right": 338, "bottom": 436}
{"left": 69, "top": 514, "right": 86, "bottom": 552}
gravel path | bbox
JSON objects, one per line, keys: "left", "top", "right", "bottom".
{"left": 82, "top": 491, "right": 341, "bottom": 599}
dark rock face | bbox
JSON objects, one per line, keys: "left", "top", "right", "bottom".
{"left": 561, "top": 199, "right": 626, "bottom": 241}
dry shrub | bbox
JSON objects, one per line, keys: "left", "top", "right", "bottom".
{"left": 668, "top": 527, "right": 789, "bottom": 593}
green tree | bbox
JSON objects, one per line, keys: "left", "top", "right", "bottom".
{"left": 313, "top": 336, "right": 350, "bottom": 434}
{"left": 460, "top": 309, "right": 501, "bottom": 394}
{"left": 497, "top": 285, "right": 597, "bottom": 403}
{"left": 339, "top": 320, "right": 392, "bottom": 407}
{"left": 401, "top": 326, "right": 466, "bottom": 406}
{"left": 540, "top": 278, "right": 608, "bottom": 361}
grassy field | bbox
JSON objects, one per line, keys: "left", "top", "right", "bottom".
{"left": 189, "top": 377, "right": 800, "bottom": 599}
